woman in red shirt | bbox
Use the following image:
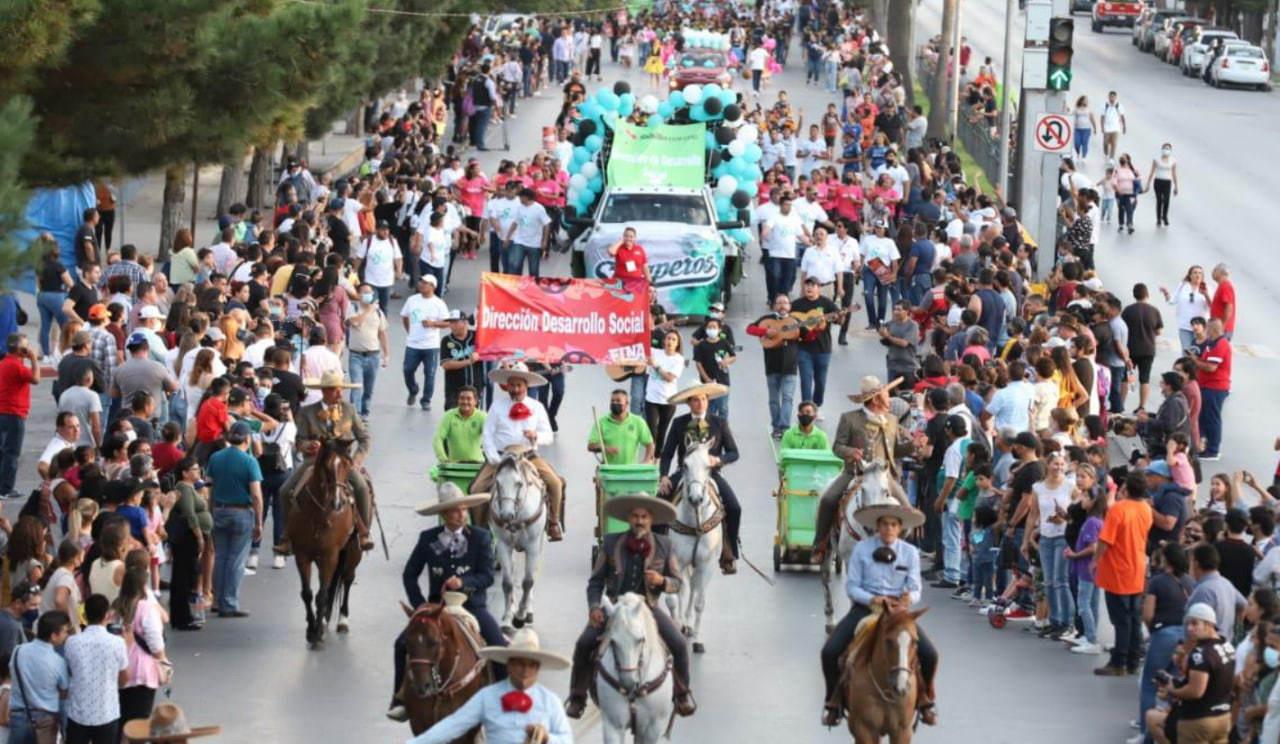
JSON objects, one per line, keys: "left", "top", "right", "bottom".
{"left": 533, "top": 165, "right": 565, "bottom": 254}
{"left": 453, "top": 161, "right": 492, "bottom": 260}
{"left": 607, "top": 226, "right": 652, "bottom": 286}
{"left": 832, "top": 172, "right": 864, "bottom": 224}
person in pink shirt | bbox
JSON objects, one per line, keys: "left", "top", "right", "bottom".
{"left": 832, "top": 173, "right": 864, "bottom": 224}
{"left": 454, "top": 161, "right": 491, "bottom": 260}
{"left": 533, "top": 165, "right": 565, "bottom": 254}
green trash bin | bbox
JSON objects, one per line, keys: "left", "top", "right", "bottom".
{"left": 775, "top": 449, "right": 843, "bottom": 565}
{"left": 431, "top": 462, "right": 484, "bottom": 495}
{"left": 595, "top": 464, "right": 660, "bottom": 537}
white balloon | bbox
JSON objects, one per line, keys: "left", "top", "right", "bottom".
{"left": 728, "top": 139, "right": 746, "bottom": 157}
{"left": 683, "top": 84, "right": 703, "bottom": 105}
{"left": 569, "top": 174, "right": 588, "bottom": 191}
{"left": 717, "top": 175, "right": 738, "bottom": 196}
{"left": 737, "top": 124, "right": 759, "bottom": 143}
{"left": 580, "top": 162, "right": 599, "bottom": 179}
{"left": 567, "top": 187, "right": 581, "bottom": 204}
{"left": 640, "top": 94, "right": 659, "bottom": 114}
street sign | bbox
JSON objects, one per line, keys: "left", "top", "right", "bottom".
{"left": 1033, "top": 113, "right": 1072, "bottom": 153}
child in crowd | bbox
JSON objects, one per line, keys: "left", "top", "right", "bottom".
{"left": 1097, "top": 165, "right": 1116, "bottom": 223}
{"left": 970, "top": 503, "right": 1000, "bottom": 606}
{"left": 1065, "top": 488, "right": 1107, "bottom": 654}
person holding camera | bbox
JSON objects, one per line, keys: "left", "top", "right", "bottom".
{"left": 1148, "top": 603, "right": 1235, "bottom": 744}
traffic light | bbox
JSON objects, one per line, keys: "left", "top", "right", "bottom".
{"left": 1048, "top": 17, "right": 1074, "bottom": 91}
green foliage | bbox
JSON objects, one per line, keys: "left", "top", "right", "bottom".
{"left": 0, "top": 97, "right": 40, "bottom": 286}
{"left": 0, "top": 0, "right": 100, "bottom": 100}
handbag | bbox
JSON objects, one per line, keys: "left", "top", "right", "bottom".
{"left": 867, "top": 256, "right": 894, "bottom": 283}
{"left": 132, "top": 604, "right": 175, "bottom": 686}
{"left": 14, "top": 646, "right": 60, "bottom": 744}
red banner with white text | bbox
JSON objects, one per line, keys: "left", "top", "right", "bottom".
{"left": 475, "top": 273, "right": 651, "bottom": 365}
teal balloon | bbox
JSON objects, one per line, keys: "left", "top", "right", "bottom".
{"left": 743, "top": 142, "right": 763, "bottom": 163}
{"left": 602, "top": 110, "right": 618, "bottom": 128}
{"left": 580, "top": 99, "right": 601, "bottom": 120}
{"left": 742, "top": 180, "right": 758, "bottom": 196}
{"left": 689, "top": 107, "right": 707, "bottom": 122}
{"left": 657, "top": 101, "right": 674, "bottom": 118}
{"left": 572, "top": 146, "right": 590, "bottom": 164}
{"left": 618, "top": 93, "right": 635, "bottom": 117}
{"left": 585, "top": 135, "right": 603, "bottom": 153}
{"left": 647, "top": 114, "right": 664, "bottom": 129}
{"left": 719, "top": 89, "right": 736, "bottom": 107}
{"left": 705, "top": 132, "right": 717, "bottom": 150}
{"left": 704, "top": 83, "right": 722, "bottom": 100}
{"left": 669, "top": 91, "right": 685, "bottom": 109}
{"left": 597, "top": 89, "right": 620, "bottom": 111}
{"left": 712, "top": 163, "right": 730, "bottom": 179}
{"left": 587, "top": 175, "right": 603, "bottom": 193}
{"left": 728, "top": 228, "right": 751, "bottom": 243}
{"left": 714, "top": 195, "right": 732, "bottom": 214}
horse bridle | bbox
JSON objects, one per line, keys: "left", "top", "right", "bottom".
{"left": 867, "top": 628, "right": 919, "bottom": 705}
{"left": 405, "top": 612, "right": 485, "bottom": 700}
{"left": 668, "top": 475, "right": 725, "bottom": 537}
{"left": 597, "top": 621, "right": 671, "bottom": 700}
{"left": 490, "top": 459, "right": 544, "bottom": 534}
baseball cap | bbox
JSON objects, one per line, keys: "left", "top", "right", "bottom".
{"left": 376, "top": 219, "right": 390, "bottom": 229}
{"left": 139, "top": 305, "right": 164, "bottom": 320}
{"left": 1146, "top": 460, "right": 1171, "bottom": 479}
{"left": 1082, "top": 277, "right": 1104, "bottom": 292}
{"left": 10, "top": 580, "right": 40, "bottom": 601}
{"left": 204, "top": 327, "right": 226, "bottom": 342}
{"left": 328, "top": 197, "right": 345, "bottom": 211}
{"left": 227, "top": 421, "right": 254, "bottom": 445}
{"left": 1184, "top": 602, "right": 1217, "bottom": 626}
{"left": 419, "top": 274, "right": 438, "bottom": 286}
{"left": 88, "top": 304, "right": 109, "bottom": 321}
{"left": 125, "top": 331, "right": 149, "bottom": 349}
{"left": 217, "top": 214, "right": 234, "bottom": 231}
{"left": 446, "top": 309, "right": 466, "bottom": 321}
{"left": 709, "top": 302, "right": 725, "bottom": 312}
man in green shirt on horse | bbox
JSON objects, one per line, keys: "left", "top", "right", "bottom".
{"left": 432, "top": 385, "right": 487, "bottom": 463}
{"left": 587, "top": 389, "right": 655, "bottom": 465}
{"left": 780, "top": 400, "right": 829, "bottom": 450}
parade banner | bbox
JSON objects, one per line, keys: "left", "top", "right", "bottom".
{"left": 476, "top": 273, "right": 651, "bottom": 364}
{"left": 583, "top": 231, "right": 723, "bottom": 316}
{"left": 605, "top": 122, "right": 706, "bottom": 188}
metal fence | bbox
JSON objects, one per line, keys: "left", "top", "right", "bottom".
{"left": 917, "top": 62, "right": 1014, "bottom": 188}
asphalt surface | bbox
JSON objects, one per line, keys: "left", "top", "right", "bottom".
{"left": 13, "top": 12, "right": 1279, "bottom": 743}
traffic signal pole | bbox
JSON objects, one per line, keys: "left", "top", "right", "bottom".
{"left": 997, "top": 0, "right": 1017, "bottom": 194}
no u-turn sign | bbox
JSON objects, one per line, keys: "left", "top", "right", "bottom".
{"left": 1033, "top": 113, "right": 1073, "bottom": 154}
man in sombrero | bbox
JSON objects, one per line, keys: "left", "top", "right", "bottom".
{"left": 811, "top": 375, "right": 914, "bottom": 562}
{"left": 275, "top": 370, "right": 376, "bottom": 553}
{"left": 470, "top": 366, "right": 565, "bottom": 541}
{"left": 658, "top": 382, "right": 742, "bottom": 574}
{"left": 819, "top": 503, "right": 939, "bottom": 728}
{"left": 388, "top": 483, "right": 506, "bottom": 723}
{"left": 407, "top": 627, "right": 573, "bottom": 744}
{"left": 564, "top": 493, "right": 696, "bottom": 720}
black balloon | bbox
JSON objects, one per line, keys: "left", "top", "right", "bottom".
{"left": 572, "top": 129, "right": 588, "bottom": 147}
{"left": 578, "top": 119, "right": 597, "bottom": 137}
{"left": 714, "top": 126, "right": 736, "bottom": 146}
{"left": 731, "top": 190, "right": 751, "bottom": 209}
{"left": 724, "top": 104, "right": 741, "bottom": 121}
{"left": 613, "top": 81, "right": 631, "bottom": 96}
{"left": 702, "top": 96, "right": 723, "bottom": 116}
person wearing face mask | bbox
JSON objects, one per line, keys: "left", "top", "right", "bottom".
{"left": 780, "top": 401, "right": 828, "bottom": 450}
{"left": 691, "top": 302, "right": 735, "bottom": 348}
{"left": 1145, "top": 143, "right": 1178, "bottom": 228}
{"left": 691, "top": 317, "right": 736, "bottom": 421}
{"left": 346, "top": 283, "right": 390, "bottom": 419}
{"left": 587, "top": 389, "right": 654, "bottom": 465}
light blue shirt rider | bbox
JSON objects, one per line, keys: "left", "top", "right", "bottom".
{"left": 406, "top": 679, "right": 572, "bottom": 744}
{"left": 845, "top": 535, "right": 923, "bottom": 608}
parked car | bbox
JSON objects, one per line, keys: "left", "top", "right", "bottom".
{"left": 1167, "top": 20, "right": 1209, "bottom": 64}
{"left": 1207, "top": 43, "right": 1273, "bottom": 91}
{"left": 1153, "top": 17, "right": 1205, "bottom": 60}
{"left": 1133, "top": 8, "right": 1184, "bottom": 51}
{"left": 1092, "top": 0, "right": 1142, "bottom": 32}
{"left": 1180, "top": 29, "right": 1239, "bottom": 76}
{"left": 669, "top": 49, "right": 733, "bottom": 91}
{"left": 1070, "top": 0, "right": 1095, "bottom": 14}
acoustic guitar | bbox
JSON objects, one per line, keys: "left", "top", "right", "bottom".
{"left": 604, "top": 362, "right": 647, "bottom": 382}
{"left": 755, "top": 308, "right": 849, "bottom": 349}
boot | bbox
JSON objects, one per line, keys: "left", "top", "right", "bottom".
{"left": 673, "top": 678, "right": 697, "bottom": 717}
{"left": 547, "top": 522, "right": 564, "bottom": 542}
{"left": 274, "top": 493, "right": 293, "bottom": 555}
{"left": 386, "top": 699, "right": 408, "bottom": 722}
{"left": 564, "top": 691, "right": 588, "bottom": 719}
{"left": 917, "top": 680, "right": 938, "bottom": 725}
{"left": 353, "top": 506, "right": 376, "bottom": 552}
{"left": 719, "top": 540, "right": 736, "bottom": 575}
{"left": 821, "top": 704, "right": 843, "bottom": 727}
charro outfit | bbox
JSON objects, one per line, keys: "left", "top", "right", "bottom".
{"left": 812, "top": 407, "right": 912, "bottom": 548}
{"left": 659, "top": 412, "right": 742, "bottom": 563}
{"left": 406, "top": 679, "right": 571, "bottom": 744}
{"left": 277, "top": 398, "right": 374, "bottom": 549}
{"left": 394, "top": 523, "right": 507, "bottom": 702}
{"left": 820, "top": 534, "right": 938, "bottom": 712}
{"left": 470, "top": 393, "right": 564, "bottom": 536}
{"left": 567, "top": 530, "right": 693, "bottom": 709}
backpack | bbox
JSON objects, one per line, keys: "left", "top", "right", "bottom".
{"left": 257, "top": 424, "right": 288, "bottom": 474}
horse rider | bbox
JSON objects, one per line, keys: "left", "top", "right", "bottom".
{"left": 432, "top": 384, "right": 487, "bottom": 465}
{"left": 658, "top": 382, "right": 742, "bottom": 574}
{"left": 274, "top": 370, "right": 375, "bottom": 554}
{"left": 388, "top": 483, "right": 506, "bottom": 723}
{"left": 470, "top": 367, "right": 565, "bottom": 541}
{"left": 408, "top": 627, "right": 573, "bottom": 744}
{"left": 820, "top": 503, "right": 939, "bottom": 728}
{"left": 587, "top": 388, "right": 655, "bottom": 465}
{"left": 812, "top": 375, "right": 913, "bottom": 563}
{"left": 564, "top": 493, "right": 697, "bottom": 719}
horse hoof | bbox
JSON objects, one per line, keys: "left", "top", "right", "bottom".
{"left": 512, "top": 616, "right": 525, "bottom": 630}
{"left": 681, "top": 625, "right": 691, "bottom": 637}
{"left": 692, "top": 642, "right": 705, "bottom": 654}
{"left": 337, "top": 619, "right": 349, "bottom": 634}
{"left": 308, "top": 640, "right": 324, "bottom": 651}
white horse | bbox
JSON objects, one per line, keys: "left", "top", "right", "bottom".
{"left": 488, "top": 451, "right": 546, "bottom": 633}
{"left": 665, "top": 442, "right": 723, "bottom": 654}
{"left": 821, "top": 460, "right": 897, "bottom": 634}
{"left": 597, "top": 593, "right": 675, "bottom": 744}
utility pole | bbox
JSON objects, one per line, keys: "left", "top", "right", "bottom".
{"left": 946, "top": 4, "right": 963, "bottom": 138}
{"left": 997, "top": 0, "right": 1018, "bottom": 194}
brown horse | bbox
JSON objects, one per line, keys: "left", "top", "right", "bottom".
{"left": 397, "top": 602, "right": 491, "bottom": 739}
{"left": 842, "top": 607, "right": 928, "bottom": 744}
{"left": 289, "top": 439, "right": 364, "bottom": 649}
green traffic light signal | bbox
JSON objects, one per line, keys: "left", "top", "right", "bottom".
{"left": 1048, "top": 17, "right": 1074, "bottom": 91}
{"left": 1048, "top": 67, "right": 1072, "bottom": 90}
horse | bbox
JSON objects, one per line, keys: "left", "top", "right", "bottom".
{"left": 396, "top": 601, "right": 490, "bottom": 739}
{"left": 596, "top": 593, "right": 675, "bottom": 744}
{"left": 665, "top": 442, "right": 723, "bottom": 654}
{"left": 821, "top": 460, "right": 895, "bottom": 634}
{"left": 842, "top": 606, "right": 928, "bottom": 744}
{"left": 488, "top": 449, "right": 546, "bottom": 633}
{"left": 288, "top": 438, "right": 364, "bottom": 649}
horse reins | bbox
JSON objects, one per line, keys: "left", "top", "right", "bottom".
{"left": 596, "top": 631, "right": 673, "bottom": 734}
{"left": 490, "top": 458, "right": 546, "bottom": 535}
{"left": 405, "top": 611, "right": 486, "bottom": 701}
{"left": 667, "top": 482, "right": 725, "bottom": 537}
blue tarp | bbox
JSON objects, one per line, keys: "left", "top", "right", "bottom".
{"left": 11, "top": 182, "right": 96, "bottom": 292}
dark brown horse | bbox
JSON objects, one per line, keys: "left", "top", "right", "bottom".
{"left": 289, "top": 439, "right": 363, "bottom": 649}
{"left": 397, "top": 602, "right": 491, "bottom": 739}
{"left": 843, "top": 606, "right": 928, "bottom": 744}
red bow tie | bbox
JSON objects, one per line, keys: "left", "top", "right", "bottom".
{"left": 625, "top": 535, "right": 651, "bottom": 557}
{"left": 508, "top": 402, "right": 532, "bottom": 421}
{"left": 501, "top": 690, "right": 533, "bottom": 713}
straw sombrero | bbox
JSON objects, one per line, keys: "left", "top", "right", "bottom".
{"left": 853, "top": 503, "right": 925, "bottom": 531}
{"left": 123, "top": 703, "right": 221, "bottom": 742}
{"left": 478, "top": 627, "right": 571, "bottom": 670}
{"left": 303, "top": 370, "right": 360, "bottom": 389}
{"left": 489, "top": 367, "right": 548, "bottom": 388}
{"left": 602, "top": 492, "right": 677, "bottom": 525}
{"left": 667, "top": 382, "right": 728, "bottom": 405}
{"left": 847, "top": 375, "right": 904, "bottom": 404}
{"left": 416, "top": 482, "right": 491, "bottom": 516}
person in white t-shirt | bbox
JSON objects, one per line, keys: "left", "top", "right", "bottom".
{"left": 797, "top": 124, "right": 828, "bottom": 178}
{"left": 748, "top": 44, "right": 769, "bottom": 92}
{"left": 399, "top": 275, "right": 450, "bottom": 410}
{"left": 413, "top": 212, "right": 451, "bottom": 290}
{"left": 761, "top": 196, "right": 811, "bottom": 300}
{"left": 483, "top": 182, "right": 520, "bottom": 274}
{"left": 354, "top": 220, "right": 402, "bottom": 311}
{"left": 300, "top": 325, "right": 343, "bottom": 406}
{"left": 1100, "top": 91, "right": 1127, "bottom": 160}
{"left": 503, "top": 188, "right": 552, "bottom": 278}
{"left": 438, "top": 157, "right": 464, "bottom": 189}
{"left": 860, "top": 219, "right": 902, "bottom": 329}
{"left": 799, "top": 226, "right": 843, "bottom": 299}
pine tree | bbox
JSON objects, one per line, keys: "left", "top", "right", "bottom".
{"left": 0, "top": 97, "right": 40, "bottom": 285}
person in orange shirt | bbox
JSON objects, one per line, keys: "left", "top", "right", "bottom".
{"left": 1092, "top": 469, "right": 1154, "bottom": 676}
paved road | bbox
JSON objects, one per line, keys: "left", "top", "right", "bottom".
{"left": 25, "top": 18, "right": 1277, "bottom": 743}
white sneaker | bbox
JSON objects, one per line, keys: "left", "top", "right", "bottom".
{"left": 246, "top": 552, "right": 259, "bottom": 570}
{"left": 1058, "top": 628, "right": 1079, "bottom": 642}
{"left": 386, "top": 705, "right": 409, "bottom": 722}
{"left": 272, "top": 554, "right": 286, "bottom": 569}
{"left": 1125, "top": 734, "right": 1145, "bottom": 744}
{"left": 1071, "top": 642, "right": 1103, "bottom": 655}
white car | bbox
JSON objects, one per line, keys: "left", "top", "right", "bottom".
{"left": 1208, "top": 44, "right": 1273, "bottom": 90}
{"left": 1180, "top": 29, "right": 1239, "bottom": 76}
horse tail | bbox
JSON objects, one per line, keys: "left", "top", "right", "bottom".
{"left": 324, "top": 540, "right": 348, "bottom": 628}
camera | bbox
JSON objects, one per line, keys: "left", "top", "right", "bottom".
{"left": 1154, "top": 670, "right": 1172, "bottom": 686}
